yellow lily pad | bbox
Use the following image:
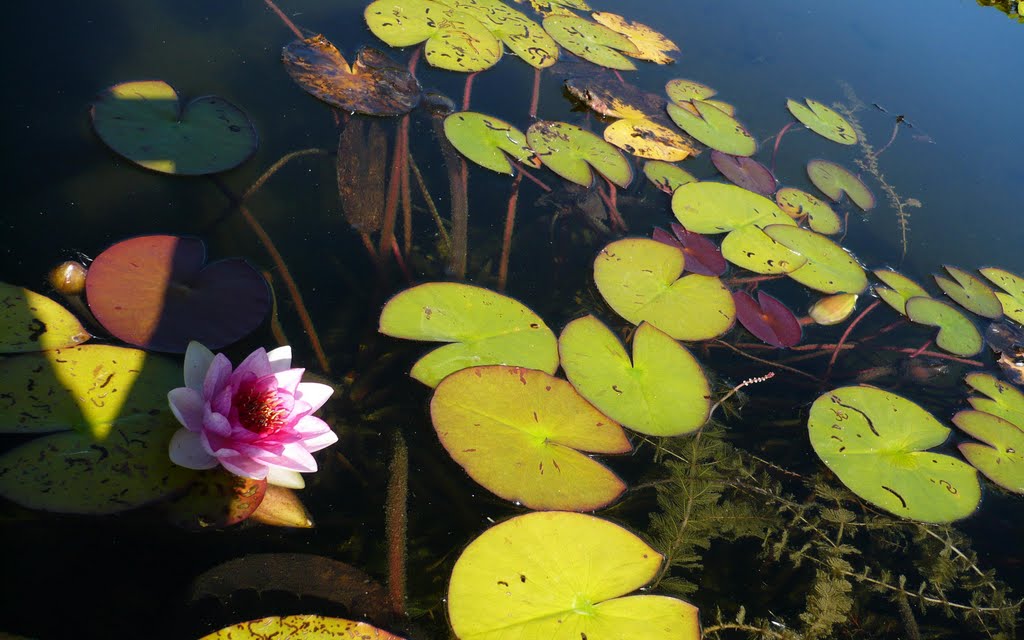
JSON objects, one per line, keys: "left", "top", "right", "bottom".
{"left": 527, "top": 120, "right": 633, "bottom": 187}
{"left": 905, "top": 297, "right": 983, "bottom": 357}
{"left": 775, "top": 187, "right": 842, "bottom": 235}
{"left": 201, "top": 616, "right": 406, "bottom": 640}
{"left": 786, "top": 98, "right": 857, "bottom": 145}
{"left": 0, "top": 282, "right": 89, "bottom": 353}
{"left": 664, "top": 78, "right": 717, "bottom": 103}
{"left": 591, "top": 12, "right": 679, "bottom": 64}
{"left": 603, "top": 117, "right": 696, "bottom": 161}
{"left": 980, "top": 267, "right": 1024, "bottom": 325}
{"left": 934, "top": 266, "right": 1002, "bottom": 319}
{"left": 643, "top": 160, "right": 697, "bottom": 194}
{"left": 873, "top": 269, "right": 931, "bottom": 316}
{"left": 543, "top": 15, "right": 638, "bottom": 70}
{"left": 809, "top": 293, "right": 859, "bottom": 326}
{"left": 807, "top": 159, "right": 875, "bottom": 210}
{"left": 667, "top": 100, "right": 756, "bottom": 156}
{"left": 763, "top": 224, "right": 868, "bottom": 294}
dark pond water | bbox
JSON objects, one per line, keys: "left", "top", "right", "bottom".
{"left": 2, "top": 0, "right": 1023, "bottom": 638}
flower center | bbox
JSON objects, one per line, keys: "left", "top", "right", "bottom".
{"left": 236, "top": 385, "right": 288, "bottom": 434}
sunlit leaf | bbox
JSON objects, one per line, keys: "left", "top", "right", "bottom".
{"left": 0, "top": 282, "right": 89, "bottom": 353}
{"left": 873, "top": 269, "right": 931, "bottom": 316}
{"left": 664, "top": 79, "right": 717, "bottom": 104}
{"left": 733, "top": 290, "right": 802, "bottom": 348}
{"left": 720, "top": 224, "right": 806, "bottom": 275}
{"left": 378, "top": 282, "right": 558, "bottom": 387}
{"left": 565, "top": 76, "right": 660, "bottom": 120}
{"left": 954, "top": 410, "right": 1024, "bottom": 494}
{"left": 807, "top": 159, "right": 875, "bottom": 210}
{"left": 527, "top": 121, "right": 633, "bottom": 187}
{"left": 444, "top": 112, "right": 537, "bottom": 174}
{"left": 201, "top": 616, "right": 405, "bottom": 640}
{"left": 165, "top": 467, "right": 267, "bottom": 530}
{"left": 90, "top": 80, "right": 257, "bottom": 175}
{"left": 934, "top": 266, "right": 1002, "bottom": 319}
{"left": 603, "top": 118, "right": 696, "bottom": 161}
{"left": 448, "top": 511, "right": 700, "bottom": 640}
{"left": 775, "top": 187, "right": 842, "bottom": 235}
{"left": 905, "top": 297, "right": 983, "bottom": 357}
{"left": 591, "top": 12, "right": 679, "bottom": 64}
{"left": 431, "top": 366, "right": 630, "bottom": 511}
{"left": 559, "top": 317, "right": 710, "bottom": 436}
{"left": 980, "top": 267, "right": 1024, "bottom": 325}
{"left": 710, "top": 151, "right": 776, "bottom": 196}
{"left": 643, "top": 160, "right": 697, "bottom": 194}
{"left": 543, "top": 15, "right": 638, "bottom": 70}
{"left": 250, "top": 484, "right": 314, "bottom": 528}
{"left": 965, "top": 372, "right": 1024, "bottom": 427}
{"left": 672, "top": 181, "right": 790, "bottom": 234}
{"left": 809, "top": 293, "right": 858, "bottom": 326}
{"left": 786, "top": 98, "right": 857, "bottom": 145}
{"left": 763, "top": 224, "right": 868, "bottom": 294}
{"left": 442, "top": 0, "right": 559, "bottom": 69}
{"left": 808, "top": 385, "right": 981, "bottom": 523}
{"left": 667, "top": 100, "right": 756, "bottom": 156}
{"left": 651, "top": 223, "right": 726, "bottom": 276}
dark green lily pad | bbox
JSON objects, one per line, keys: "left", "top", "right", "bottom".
{"left": 905, "top": 297, "right": 983, "bottom": 357}
{"left": 444, "top": 112, "right": 537, "bottom": 174}
{"left": 786, "top": 98, "right": 857, "bottom": 145}
{"left": 807, "top": 159, "right": 875, "bottom": 210}
{"left": 934, "top": 266, "right": 1002, "bottom": 319}
{"left": 954, "top": 410, "right": 1024, "bottom": 494}
{"left": 543, "top": 15, "right": 638, "bottom": 70}
{"left": 527, "top": 121, "right": 633, "bottom": 187}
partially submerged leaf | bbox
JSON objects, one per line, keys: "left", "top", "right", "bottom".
{"left": 980, "top": 267, "right": 1024, "bottom": 324}
{"left": 775, "top": 187, "right": 842, "bottom": 235}
{"left": 250, "top": 484, "right": 314, "bottom": 528}
{"left": 807, "top": 159, "right": 875, "bottom": 210}
{"left": 905, "top": 297, "right": 983, "bottom": 357}
{"left": 527, "top": 120, "right": 633, "bottom": 187}
{"left": 808, "top": 386, "right": 981, "bottom": 522}
{"left": 565, "top": 76, "right": 664, "bottom": 120}
{"left": 984, "top": 323, "right": 1024, "bottom": 386}
{"left": 954, "top": 410, "right": 1024, "bottom": 494}
{"left": 873, "top": 269, "right": 931, "bottom": 316}
{"left": 733, "top": 290, "right": 802, "bottom": 348}
{"left": 710, "top": 151, "right": 776, "bottom": 196}
{"left": 591, "top": 12, "right": 679, "bottom": 64}
{"left": 934, "top": 266, "right": 1002, "bottom": 319}
{"left": 651, "top": 223, "right": 727, "bottom": 276}
{"left": 809, "top": 293, "right": 858, "bottom": 326}
{"left": 763, "top": 224, "right": 868, "bottom": 294}
{"left": 443, "top": 0, "right": 559, "bottom": 69}
{"left": 431, "top": 366, "right": 630, "bottom": 511}
{"left": 786, "top": 98, "right": 857, "bottom": 145}
{"left": 0, "top": 282, "right": 89, "bottom": 353}
{"left": 201, "top": 616, "right": 405, "bottom": 640}
{"left": 543, "top": 15, "right": 638, "bottom": 70}
{"left": 667, "top": 100, "right": 756, "bottom": 156}
{"left": 337, "top": 118, "right": 387, "bottom": 233}
{"left": 643, "top": 160, "right": 697, "bottom": 194}
{"left": 377, "top": 282, "right": 559, "bottom": 387}
{"left": 165, "top": 467, "right": 267, "bottom": 530}
{"left": 444, "top": 112, "right": 536, "bottom": 174}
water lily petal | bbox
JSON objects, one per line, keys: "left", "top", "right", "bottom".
{"left": 267, "top": 466, "right": 306, "bottom": 489}
{"left": 255, "top": 442, "right": 318, "bottom": 472}
{"left": 296, "top": 382, "right": 334, "bottom": 413}
{"left": 168, "top": 387, "right": 205, "bottom": 432}
{"left": 203, "top": 408, "right": 233, "bottom": 437}
{"left": 272, "top": 368, "right": 305, "bottom": 395}
{"left": 169, "top": 428, "right": 219, "bottom": 470}
{"left": 203, "top": 354, "right": 233, "bottom": 399}
{"left": 267, "top": 345, "right": 293, "bottom": 373}
{"left": 203, "top": 430, "right": 240, "bottom": 457}
{"left": 219, "top": 455, "right": 269, "bottom": 480}
{"left": 184, "top": 341, "right": 215, "bottom": 391}
{"left": 296, "top": 418, "right": 339, "bottom": 451}
{"left": 234, "top": 347, "right": 271, "bottom": 381}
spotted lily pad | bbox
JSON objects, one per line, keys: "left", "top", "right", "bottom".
{"left": 643, "top": 160, "right": 697, "bottom": 193}
{"left": 281, "top": 36, "right": 421, "bottom": 116}
{"left": 763, "top": 224, "right": 868, "bottom": 294}
{"left": 808, "top": 385, "right": 981, "bottom": 522}
{"left": 873, "top": 269, "right": 931, "bottom": 315}
{"left": 965, "top": 372, "right": 1024, "bottom": 426}
{"left": 0, "top": 282, "right": 89, "bottom": 353}
{"left": 365, "top": 0, "right": 502, "bottom": 72}
{"left": 733, "top": 290, "right": 802, "bottom": 348}
{"left": 431, "top": 366, "right": 631, "bottom": 510}
{"left": 666, "top": 100, "right": 756, "bottom": 156}
{"left": 448, "top": 511, "right": 700, "bottom": 640}
{"left": 651, "top": 223, "right": 726, "bottom": 276}
{"left": 594, "top": 238, "right": 735, "bottom": 341}
{"left": 90, "top": 80, "right": 257, "bottom": 175}
{"left": 934, "top": 266, "right": 1002, "bottom": 319}
{"left": 543, "top": 15, "right": 638, "bottom": 70}
{"left": 807, "top": 159, "right": 875, "bottom": 210}
{"left": 786, "top": 98, "right": 857, "bottom": 145}
{"left": 980, "top": 267, "right": 1024, "bottom": 324}
{"left": 86, "top": 235, "right": 271, "bottom": 353}
{"left": 905, "top": 297, "right": 983, "bottom": 357}
{"left": 559, "top": 317, "right": 710, "bottom": 436}
{"left": 527, "top": 121, "right": 632, "bottom": 187}
{"left": 664, "top": 79, "right": 716, "bottom": 104}
{"left": 710, "top": 151, "right": 776, "bottom": 196}
{"left": 444, "top": 112, "right": 537, "bottom": 174}
{"left": 953, "top": 410, "right": 1024, "bottom": 494}
{"left": 590, "top": 12, "right": 679, "bottom": 64}
{"left": 442, "top": 0, "right": 558, "bottom": 68}
{"left": 775, "top": 187, "right": 842, "bottom": 235}
{"left": 201, "top": 617, "right": 405, "bottom": 640}
{"left": 603, "top": 118, "right": 696, "bottom": 161}
{"left": 378, "top": 282, "right": 558, "bottom": 387}
{"left": 720, "top": 224, "right": 806, "bottom": 275}
{"left": 809, "top": 293, "right": 858, "bottom": 326}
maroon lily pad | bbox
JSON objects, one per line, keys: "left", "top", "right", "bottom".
{"left": 733, "top": 290, "right": 802, "bottom": 348}
{"left": 164, "top": 468, "right": 267, "bottom": 530}
{"left": 86, "top": 235, "right": 271, "bottom": 352}
{"left": 710, "top": 150, "right": 777, "bottom": 196}
{"left": 652, "top": 222, "right": 727, "bottom": 276}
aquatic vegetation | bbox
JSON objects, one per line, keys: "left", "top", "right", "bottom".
{"left": 651, "top": 222, "right": 727, "bottom": 276}
{"left": 664, "top": 78, "right": 736, "bottom": 115}
{"left": 806, "top": 158, "right": 876, "bottom": 210}
{"left": 440, "top": 0, "right": 558, "bottom": 69}
{"left": 775, "top": 187, "right": 842, "bottom": 235}
{"left": 904, "top": 297, "right": 984, "bottom": 357}
{"left": 201, "top": 616, "right": 405, "bottom": 639}
{"left": 526, "top": 120, "right": 633, "bottom": 187}
{"left": 543, "top": 14, "right": 639, "bottom": 70}
{"left": 667, "top": 99, "right": 757, "bottom": 156}
{"left": 167, "top": 341, "right": 337, "bottom": 487}
{"left": 954, "top": 409, "right": 1024, "bottom": 493}
{"left": 809, "top": 292, "right": 859, "bottom": 326}
{"left": 786, "top": 97, "right": 858, "bottom": 145}
{"left": 733, "top": 290, "right": 802, "bottom": 347}
{"left": 981, "top": 266, "right": 1024, "bottom": 324}
{"left": 934, "top": 265, "right": 1003, "bottom": 319}
{"left": 873, "top": 267, "right": 931, "bottom": 314}
{"left": 165, "top": 468, "right": 268, "bottom": 530}
{"left": 643, "top": 159, "right": 697, "bottom": 193}
{"left": 763, "top": 224, "right": 868, "bottom": 294}
{"left": 443, "top": 112, "right": 537, "bottom": 174}
{"left": 591, "top": 12, "right": 679, "bottom": 64}
{"left": 0, "top": 281, "right": 88, "bottom": 352}
{"left": 710, "top": 151, "right": 777, "bottom": 196}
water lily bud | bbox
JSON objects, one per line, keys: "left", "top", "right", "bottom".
{"left": 809, "top": 293, "right": 858, "bottom": 325}
{"left": 48, "top": 260, "right": 88, "bottom": 296}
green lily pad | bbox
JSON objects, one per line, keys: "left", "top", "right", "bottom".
{"left": 543, "top": 15, "right": 638, "bottom": 70}
{"left": 527, "top": 121, "right": 633, "bottom": 188}
{"left": 965, "top": 372, "right": 1024, "bottom": 427}
{"left": 775, "top": 187, "right": 842, "bottom": 235}
{"left": 672, "top": 181, "right": 793, "bottom": 234}
{"left": 431, "top": 366, "right": 631, "bottom": 511}
{"left": 905, "top": 297, "right": 983, "bottom": 357}
{"left": 664, "top": 79, "right": 716, "bottom": 104}
{"left": 594, "top": 238, "right": 735, "bottom": 341}
{"left": 444, "top": 112, "right": 536, "bottom": 175}
{"left": 934, "top": 266, "right": 1002, "bottom": 319}
{"left": 873, "top": 269, "right": 931, "bottom": 316}
{"left": 364, "top": 0, "right": 502, "bottom": 72}
{"left": 0, "top": 415, "right": 194, "bottom": 514}
{"left": 643, "top": 160, "right": 697, "bottom": 194}
{"left": 90, "top": 80, "right": 257, "bottom": 175}
{"left": 201, "top": 616, "right": 405, "bottom": 640}
{"left": 559, "top": 317, "right": 710, "bottom": 436}
{"left": 448, "top": 511, "right": 700, "bottom": 640}
{"left": 980, "top": 267, "right": 1024, "bottom": 324}
{"left": 953, "top": 410, "right": 1024, "bottom": 494}
{"left": 666, "top": 100, "right": 756, "bottom": 156}
{"left": 720, "top": 224, "right": 806, "bottom": 275}
{"left": 0, "top": 345, "right": 182, "bottom": 438}
{"left": 808, "top": 385, "right": 981, "bottom": 523}
{"left": 442, "top": 0, "right": 558, "bottom": 68}
{"left": 786, "top": 98, "right": 857, "bottom": 145}
{"left": 378, "top": 282, "right": 559, "bottom": 388}
{"left": 807, "top": 159, "right": 875, "bottom": 210}
{"left": 763, "top": 224, "right": 868, "bottom": 294}
{"left": 0, "top": 282, "right": 89, "bottom": 353}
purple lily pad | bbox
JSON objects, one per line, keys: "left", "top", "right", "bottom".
{"left": 652, "top": 222, "right": 727, "bottom": 276}
{"left": 733, "top": 290, "right": 802, "bottom": 348}
{"left": 711, "top": 150, "right": 777, "bottom": 196}
{"left": 86, "top": 235, "right": 271, "bottom": 353}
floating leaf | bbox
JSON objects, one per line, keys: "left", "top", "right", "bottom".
{"left": 444, "top": 112, "right": 537, "bottom": 174}
{"left": 365, "top": 0, "right": 502, "bottom": 72}
{"left": 564, "top": 76, "right": 663, "bottom": 120}
{"left": 984, "top": 323, "right": 1024, "bottom": 386}
{"left": 378, "top": 282, "right": 558, "bottom": 387}
{"left": 651, "top": 223, "right": 726, "bottom": 276}
{"left": 281, "top": 36, "right": 421, "bottom": 115}
{"left": 90, "top": 80, "right": 257, "bottom": 175}
{"left": 443, "top": 0, "right": 558, "bottom": 68}
{"left": 594, "top": 238, "right": 735, "bottom": 341}
{"left": 775, "top": 187, "right": 842, "bottom": 235}
{"left": 672, "top": 182, "right": 791, "bottom": 234}
{"left": 559, "top": 317, "right": 710, "bottom": 436}
{"left": 808, "top": 386, "right": 981, "bottom": 522}
{"left": 710, "top": 151, "right": 776, "bottom": 196}
{"left": 165, "top": 467, "right": 267, "bottom": 530}
{"left": 720, "top": 224, "right": 806, "bottom": 275}
{"left": 643, "top": 160, "right": 697, "bottom": 193}
{"left": 905, "top": 297, "right": 983, "bottom": 357}
{"left": 786, "top": 98, "right": 857, "bottom": 145}
{"left": 980, "top": 267, "right": 1024, "bottom": 325}
{"left": 201, "top": 616, "right": 405, "bottom": 640}
{"left": 543, "top": 15, "right": 638, "bottom": 70}
{"left": 431, "top": 366, "right": 630, "bottom": 511}
{"left": 664, "top": 78, "right": 716, "bottom": 104}
{"left": 733, "top": 290, "right": 802, "bottom": 348}
{"left": 954, "top": 410, "right": 1024, "bottom": 494}
{"left": 666, "top": 100, "right": 756, "bottom": 156}
{"left": 763, "top": 224, "right": 868, "bottom": 294}
{"left": 965, "top": 372, "right": 1024, "bottom": 427}
{"left": 86, "top": 235, "right": 271, "bottom": 353}
{"left": 809, "top": 293, "right": 858, "bottom": 326}
{"left": 604, "top": 118, "right": 696, "bottom": 161}
{"left": 337, "top": 118, "right": 387, "bottom": 233}
{"left": 527, "top": 121, "right": 632, "bottom": 187}
{"left": 590, "top": 12, "right": 679, "bottom": 64}
{"left": 250, "top": 484, "right": 314, "bottom": 528}
{"left": 807, "top": 159, "right": 875, "bottom": 210}
{"left": 934, "top": 266, "right": 1002, "bottom": 319}
{"left": 0, "top": 282, "right": 89, "bottom": 353}
{"left": 873, "top": 269, "right": 931, "bottom": 316}
{"left": 448, "top": 511, "right": 700, "bottom": 640}
{"left": 0, "top": 344, "right": 180, "bottom": 437}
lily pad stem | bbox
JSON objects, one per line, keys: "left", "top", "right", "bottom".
{"left": 769, "top": 121, "right": 798, "bottom": 174}
{"left": 824, "top": 299, "right": 880, "bottom": 381}
{"left": 529, "top": 68, "right": 542, "bottom": 119}
{"left": 242, "top": 148, "right": 329, "bottom": 202}
{"left": 263, "top": 0, "right": 303, "bottom": 39}
{"left": 498, "top": 173, "right": 523, "bottom": 291}
{"left": 385, "top": 431, "right": 409, "bottom": 617}
{"left": 408, "top": 153, "right": 451, "bottom": 252}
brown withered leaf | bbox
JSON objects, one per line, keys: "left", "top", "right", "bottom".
{"left": 337, "top": 118, "right": 387, "bottom": 233}
{"left": 282, "top": 35, "right": 421, "bottom": 116}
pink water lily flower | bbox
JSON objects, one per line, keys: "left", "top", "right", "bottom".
{"left": 168, "top": 341, "right": 337, "bottom": 488}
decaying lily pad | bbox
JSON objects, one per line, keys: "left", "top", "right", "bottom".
{"left": 980, "top": 267, "right": 1024, "bottom": 325}
{"left": 934, "top": 266, "right": 1002, "bottom": 319}
{"left": 591, "top": 12, "right": 679, "bottom": 64}
{"left": 527, "top": 120, "right": 633, "bottom": 187}
{"left": 444, "top": 112, "right": 537, "bottom": 174}
{"left": 651, "top": 222, "right": 726, "bottom": 276}
{"left": 85, "top": 235, "right": 271, "bottom": 353}
{"left": 164, "top": 467, "right": 267, "bottom": 530}
{"left": 565, "top": 75, "right": 665, "bottom": 120}
{"left": 603, "top": 118, "right": 696, "bottom": 161}
{"left": 710, "top": 151, "right": 776, "bottom": 196}
{"left": 763, "top": 224, "right": 868, "bottom": 294}
{"left": 985, "top": 322, "right": 1024, "bottom": 385}
{"left": 905, "top": 297, "right": 983, "bottom": 357}
{"left": 643, "top": 160, "right": 697, "bottom": 193}
{"left": 954, "top": 410, "right": 1024, "bottom": 494}
{"left": 733, "top": 290, "right": 802, "bottom": 348}
{"left": 282, "top": 36, "right": 421, "bottom": 115}
{"left": 442, "top": 0, "right": 559, "bottom": 68}
{"left": 337, "top": 118, "right": 387, "bottom": 233}
{"left": 807, "top": 159, "right": 875, "bottom": 210}
{"left": 201, "top": 616, "right": 405, "bottom": 640}
{"left": 543, "top": 15, "right": 639, "bottom": 70}
{"left": 0, "top": 282, "right": 89, "bottom": 353}
{"left": 775, "top": 187, "right": 842, "bottom": 235}
{"left": 90, "top": 80, "right": 257, "bottom": 175}
{"left": 667, "top": 100, "right": 756, "bottom": 156}
{"left": 787, "top": 98, "right": 857, "bottom": 145}
{"left": 873, "top": 269, "right": 931, "bottom": 316}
